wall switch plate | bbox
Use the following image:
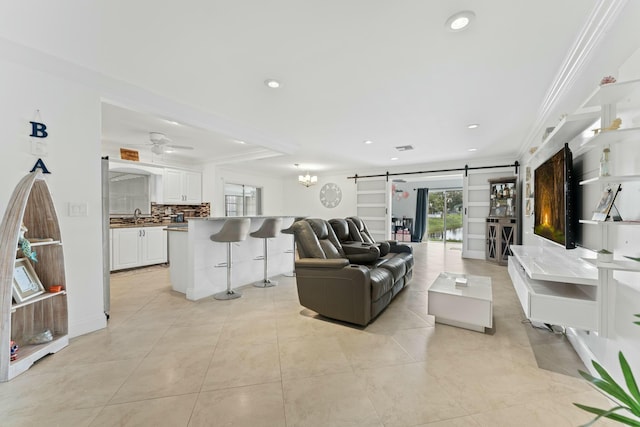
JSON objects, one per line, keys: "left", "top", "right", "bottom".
{"left": 69, "top": 202, "right": 88, "bottom": 217}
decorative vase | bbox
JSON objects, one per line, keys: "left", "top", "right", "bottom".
{"left": 599, "top": 147, "right": 611, "bottom": 177}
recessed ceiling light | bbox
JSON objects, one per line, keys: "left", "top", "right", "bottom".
{"left": 264, "top": 79, "right": 281, "bottom": 88}
{"left": 166, "top": 120, "right": 180, "bottom": 126}
{"left": 390, "top": 157, "right": 399, "bottom": 161}
{"left": 468, "top": 148, "right": 478, "bottom": 152}
{"left": 364, "top": 140, "right": 373, "bottom": 145}
{"left": 446, "top": 11, "right": 475, "bottom": 32}
{"left": 467, "top": 123, "right": 480, "bottom": 129}
{"left": 235, "top": 140, "right": 246, "bottom": 144}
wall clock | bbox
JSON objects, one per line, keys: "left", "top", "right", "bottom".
{"left": 319, "top": 183, "right": 342, "bottom": 208}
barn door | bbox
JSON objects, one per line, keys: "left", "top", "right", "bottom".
{"left": 463, "top": 167, "right": 517, "bottom": 259}
{"left": 355, "top": 178, "right": 391, "bottom": 241}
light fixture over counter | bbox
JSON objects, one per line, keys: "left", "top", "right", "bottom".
{"left": 295, "top": 163, "right": 317, "bottom": 187}
{"left": 298, "top": 172, "right": 318, "bottom": 187}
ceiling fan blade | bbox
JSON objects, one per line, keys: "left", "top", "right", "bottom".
{"left": 165, "top": 144, "right": 194, "bottom": 150}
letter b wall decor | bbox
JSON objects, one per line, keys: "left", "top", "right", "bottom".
{"left": 29, "top": 121, "right": 48, "bottom": 138}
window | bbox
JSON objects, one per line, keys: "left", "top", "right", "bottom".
{"left": 109, "top": 172, "right": 151, "bottom": 215}
{"left": 224, "top": 183, "right": 262, "bottom": 216}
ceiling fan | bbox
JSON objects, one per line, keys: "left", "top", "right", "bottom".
{"left": 144, "top": 132, "right": 195, "bottom": 155}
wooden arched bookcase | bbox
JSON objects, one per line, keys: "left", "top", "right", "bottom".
{"left": 0, "top": 171, "right": 69, "bottom": 381}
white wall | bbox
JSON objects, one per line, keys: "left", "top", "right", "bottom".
{"left": 0, "top": 58, "right": 106, "bottom": 337}
{"left": 282, "top": 172, "right": 356, "bottom": 219}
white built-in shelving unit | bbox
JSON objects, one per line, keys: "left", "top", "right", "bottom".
{"left": 510, "top": 78, "right": 640, "bottom": 338}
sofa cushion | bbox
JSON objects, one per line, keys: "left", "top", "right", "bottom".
{"left": 295, "top": 219, "right": 346, "bottom": 259}
{"left": 369, "top": 267, "right": 394, "bottom": 301}
{"left": 328, "top": 218, "right": 351, "bottom": 241}
{"left": 377, "top": 257, "right": 406, "bottom": 282}
{"left": 386, "top": 251, "right": 414, "bottom": 271}
{"left": 371, "top": 278, "right": 405, "bottom": 319}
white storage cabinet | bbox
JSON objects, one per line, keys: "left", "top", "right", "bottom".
{"left": 111, "top": 226, "right": 167, "bottom": 271}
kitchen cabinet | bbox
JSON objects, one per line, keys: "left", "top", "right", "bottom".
{"left": 111, "top": 226, "right": 167, "bottom": 271}
{"left": 163, "top": 168, "right": 201, "bottom": 204}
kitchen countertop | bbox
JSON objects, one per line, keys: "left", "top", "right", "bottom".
{"left": 111, "top": 215, "right": 299, "bottom": 229}
{"left": 188, "top": 215, "right": 297, "bottom": 221}
{"left": 110, "top": 221, "right": 189, "bottom": 229}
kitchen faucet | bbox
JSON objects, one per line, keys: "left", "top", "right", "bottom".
{"left": 133, "top": 208, "right": 142, "bottom": 223}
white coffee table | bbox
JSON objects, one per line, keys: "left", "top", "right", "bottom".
{"left": 428, "top": 272, "right": 493, "bottom": 333}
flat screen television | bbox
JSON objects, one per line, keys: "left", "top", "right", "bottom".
{"left": 534, "top": 143, "right": 576, "bottom": 249}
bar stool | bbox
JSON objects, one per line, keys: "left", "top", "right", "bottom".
{"left": 251, "top": 217, "right": 283, "bottom": 287}
{"left": 210, "top": 218, "right": 251, "bottom": 300}
{"left": 281, "top": 217, "right": 305, "bottom": 277}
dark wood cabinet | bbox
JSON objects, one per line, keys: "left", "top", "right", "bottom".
{"left": 486, "top": 177, "right": 519, "bottom": 265}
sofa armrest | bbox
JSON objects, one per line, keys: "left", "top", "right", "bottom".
{"left": 389, "top": 241, "right": 412, "bottom": 253}
{"left": 295, "top": 263, "right": 372, "bottom": 326}
{"left": 295, "top": 258, "right": 350, "bottom": 269}
{"left": 341, "top": 243, "right": 380, "bottom": 264}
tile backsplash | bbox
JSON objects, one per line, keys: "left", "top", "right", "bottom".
{"left": 110, "top": 202, "right": 210, "bottom": 226}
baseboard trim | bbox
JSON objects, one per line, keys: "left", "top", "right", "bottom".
{"left": 566, "top": 327, "right": 599, "bottom": 376}
{"left": 69, "top": 314, "right": 108, "bottom": 338}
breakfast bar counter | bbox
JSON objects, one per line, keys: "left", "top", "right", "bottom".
{"left": 167, "top": 216, "right": 296, "bottom": 300}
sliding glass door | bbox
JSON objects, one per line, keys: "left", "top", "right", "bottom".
{"left": 427, "top": 189, "right": 463, "bottom": 242}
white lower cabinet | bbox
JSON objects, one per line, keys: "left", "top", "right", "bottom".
{"left": 111, "top": 226, "right": 167, "bottom": 271}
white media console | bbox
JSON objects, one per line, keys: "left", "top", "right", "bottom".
{"left": 508, "top": 245, "right": 603, "bottom": 333}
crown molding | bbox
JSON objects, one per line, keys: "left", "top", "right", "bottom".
{"left": 516, "top": 0, "right": 629, "bottom": 160}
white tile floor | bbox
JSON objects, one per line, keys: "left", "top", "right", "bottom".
{"left": 0, "top": 242, "right": 616, "bottom": 426}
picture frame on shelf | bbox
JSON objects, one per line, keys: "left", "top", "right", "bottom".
{"left": 525, "top": 199, "right": 533, "bottom": 217}
{"left": 591, "top": 184, "right": 622, "bottom": 221}
{"left": 12, "top": 258, "right": 45, "bottom": 303}
{"left": 525, "top": 182, "right": 533, "bottom": 198}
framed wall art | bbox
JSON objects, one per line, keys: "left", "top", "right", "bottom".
{"left": 12, "top": 258, "right": 45, "bottom": 303}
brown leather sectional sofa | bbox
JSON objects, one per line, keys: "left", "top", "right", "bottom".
{"left": 292, "top": 217, "right": 413, "bottom": 326}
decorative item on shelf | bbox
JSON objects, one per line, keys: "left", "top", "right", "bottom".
{"left": 599, "top": 147, "right": 611, "bottom": 177}
{"left": 542, "top": 126, "right": 555, "bottom": 141}
{"left": 10, "top": 341, "right": 18, "bottom": 361}
{"left": 24, "top": 329, "right": 53, "bottom": 345}
{"left": 592, "top": 184, "right": 622, "bottom": 221}
{"left": 18, "top": 222, "right": 37, "bottom": 263}
{"left": 599, "top": 75, "right": 617, "bottom": 85}
{"left": 593, "top": 118, "right": 622, "bottom": 135}
{"left": 596, "top": 249, "right": 614, "bottom": 263}
{"left": 12, "top": 258, "right": 45, "bottom": 303}
{"left": 49, "top": 285, "right": 63, "bottom": 293}
{"left": 119, "top": 148, "right": 139, "bottom": 161}
{"left": 529, "top": 146, "right": 538, "bottom": 155}
{"left": 454, "top": 276, "right": 468, "bottom": 287}
{"left": 525, "top": 199, "right": 532, "bottom": 217}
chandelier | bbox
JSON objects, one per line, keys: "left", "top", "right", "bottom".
{"left": 298, "top": 172, "right": 318, "bottom": 187}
